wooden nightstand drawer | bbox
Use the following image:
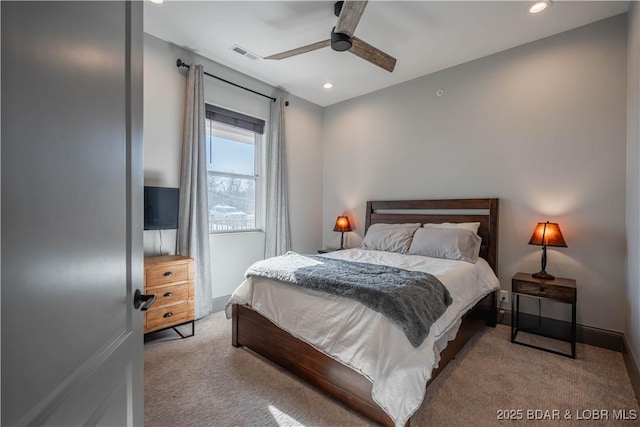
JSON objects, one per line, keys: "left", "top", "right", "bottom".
{"left": 148, "top": 282, "right": 192, "bottom": 308}
{"left": 512, "top": 279, "right": 575, "bottom": 303}
{"left": 145, "top": 262, "right": 190, "bottom": 286}
{"left": 146, "top": 301, "right": 191, "bottom": 332}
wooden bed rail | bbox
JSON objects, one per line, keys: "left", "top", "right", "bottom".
{"left": 232, "top": 291, "right": 497, "bottom": 427}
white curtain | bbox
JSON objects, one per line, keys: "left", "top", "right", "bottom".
{"left": 264, "top": 96, "right": 291, "bottom": 258}
{"left": 177, "top": 64, "right": 213, "bottom": 319}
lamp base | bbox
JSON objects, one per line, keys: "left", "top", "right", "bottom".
{"left": 532, "top": 271, "right": 555, "bottom": 280}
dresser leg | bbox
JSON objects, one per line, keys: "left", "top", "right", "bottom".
{"left": 172, "top": 320, "right": 195, "bottom": 339}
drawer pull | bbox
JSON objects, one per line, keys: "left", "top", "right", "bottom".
{"left": 163, "top": 271, "right": 173, "bottom": 277}
{"left": 539, "top": 286, "right": 545, "bottom": 292}
{"left": 163, "top": 292, "right": 174, "bottom": 297}
{"left": 163, "top": 312, "right": 174, "bottom": 318}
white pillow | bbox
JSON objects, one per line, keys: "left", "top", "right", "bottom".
{"left": 423, "top": 222, "right": 481, "bottom": 234}
{"left": 408, "top": 227, "right": 482, "bottom": 263}
{"left": 361, "top": 223, "right": 420, "bottom": 254}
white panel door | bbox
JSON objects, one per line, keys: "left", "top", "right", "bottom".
{"left": 1, "top": 1, "right": 144, "bottom": 425}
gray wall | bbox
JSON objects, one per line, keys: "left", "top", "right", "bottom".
{"left": 322, "top": 15, "right": 627, "bottom": 332}
{"left": 143, "top": 34, "right": 324, "bottom": 299}
{"left": 627, "top": 3, "right": 640, "bottom": 374}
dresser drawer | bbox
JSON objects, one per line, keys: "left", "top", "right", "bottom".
{"left": 147, "top": 282, "right": 191, "bottom": 308}
{"left": 146, "top": 302, "right": 190, "bottom": 332}
{"left": 512, "top": 279, "right": 576, "bottom": 303}
{"left": 146, "top": 262, "right": 190, "bottom": 286}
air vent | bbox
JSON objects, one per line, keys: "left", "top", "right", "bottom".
{"left": 231, "top": 45, "right": 261, "bottom": 61}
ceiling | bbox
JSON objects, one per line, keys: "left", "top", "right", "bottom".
{"left": 144, "top": 1, "right": 629, "bottom": 107}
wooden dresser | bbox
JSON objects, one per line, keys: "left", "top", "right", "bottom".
{"left": 143, "top": 255, "right": 195, "bottom": 337}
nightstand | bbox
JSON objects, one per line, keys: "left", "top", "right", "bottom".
{"left": 511, "top": 272, "right": 577, "bottom": 358}
{"left": 144, "top": 255, "right": 195, "bottom": 338}
{"left": 317, "top": 248, "right": 340, "bottom": 254}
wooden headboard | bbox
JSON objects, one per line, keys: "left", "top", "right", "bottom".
{"left": 365, "top": 198, "right": 499, "bottom": 271}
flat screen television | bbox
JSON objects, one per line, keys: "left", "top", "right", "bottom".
{"left": 144, "top": 186, "right": 179, "bottom": 230}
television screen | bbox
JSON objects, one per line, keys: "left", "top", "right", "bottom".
{"left": 144, "top": 186, "right": 179, "bottom": 230}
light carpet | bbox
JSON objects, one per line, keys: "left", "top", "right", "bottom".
{"left": 144, "top": 312, "right": 639, "bottom": 427}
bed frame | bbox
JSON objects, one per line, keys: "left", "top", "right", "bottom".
{"left": 232, "top": 198, "right": 499, "bottom": 426}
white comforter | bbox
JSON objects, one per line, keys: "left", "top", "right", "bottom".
{"left": 225, "top": 248, "right": 500, "bottom": 427}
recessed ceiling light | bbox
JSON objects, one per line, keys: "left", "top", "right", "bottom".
{"left": 150, "top": 0, "right": 163, "bottom": 4}
{"left": 529, "top": 1, "right": 550, "bottom": 14}
{"left": 323, "top": 83, "right": 333, "bottom": 89}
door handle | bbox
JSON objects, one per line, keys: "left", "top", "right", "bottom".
{"left": 133, "top": 289, "right": 157, "bottom": 311}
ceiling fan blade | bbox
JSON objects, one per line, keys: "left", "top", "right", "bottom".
{"left": 264, "top": 40, "right": 331, "bottom": 60}
{"left": 350, "top": 37, "right": 396, "bottom": 72}
{"left": 335, "top": 0, "right": 368, "bottom": 37}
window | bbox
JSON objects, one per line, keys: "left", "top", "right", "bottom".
{"left": 205, "top": 104, "right": 265, "bottom": 233}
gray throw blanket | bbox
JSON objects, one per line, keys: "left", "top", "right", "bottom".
{"left": 245, "top": 252, "right": 453, "bottom": 347}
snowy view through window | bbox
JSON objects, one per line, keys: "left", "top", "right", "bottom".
{"left": 205, "top": 118, "right": 259, "bottom": 232}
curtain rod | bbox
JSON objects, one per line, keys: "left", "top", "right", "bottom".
{"left": 176, "top": 59, "right": 276, "bottom": 103}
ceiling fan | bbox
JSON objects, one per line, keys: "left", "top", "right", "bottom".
{"left": 264, "top": 0, "right": 396, "bottom": 73}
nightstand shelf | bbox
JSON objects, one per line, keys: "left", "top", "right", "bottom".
{"left": 511, "top": 273, "right": 577, "bottom": 358}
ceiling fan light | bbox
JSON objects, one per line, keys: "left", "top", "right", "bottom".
{"left": 323, "top": 83, "right": 333, "bottom": 89}
{"left": 331, "top": 28, "right": 352, "bottom": 52}
{"left": 529, "top": 1, "right": 550, "bottom": 14}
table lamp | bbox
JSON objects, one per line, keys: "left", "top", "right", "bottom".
{"left": 333, "top": 216, "right": 353, "bottom": 250}
{"left": 528, "top": 221, "right": 567, "bottom": 280}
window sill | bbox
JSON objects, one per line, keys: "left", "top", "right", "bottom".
{"left": 209, "top": 229, "right": 264, "bottom": 236}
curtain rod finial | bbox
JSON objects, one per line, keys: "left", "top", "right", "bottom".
{"left": 175, "top": 58, "right": 274, "bottom": 102}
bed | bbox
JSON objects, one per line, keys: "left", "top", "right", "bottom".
{"left": 228, "top": 198, "right": 499, "bottom": 427}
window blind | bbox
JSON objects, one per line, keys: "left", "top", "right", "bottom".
{"left": 205, "top": 104, "right": 265, "bottom": 135}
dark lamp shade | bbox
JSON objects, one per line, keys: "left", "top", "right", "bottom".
{"left": 333, "top": 216, "right": 353, "bottom": 232}
{"left": 528, "top": 222, "right": 567, "bottom": 247}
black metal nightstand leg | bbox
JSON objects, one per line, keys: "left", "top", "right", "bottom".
{"left": 511, "top": 294, "right": 517, "bottom": 342}
{"left": 515, "top": 295, "right": 520, "bottom": 329}
{"left": 571, "top": 302, "right": 576, "bottom": 358}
